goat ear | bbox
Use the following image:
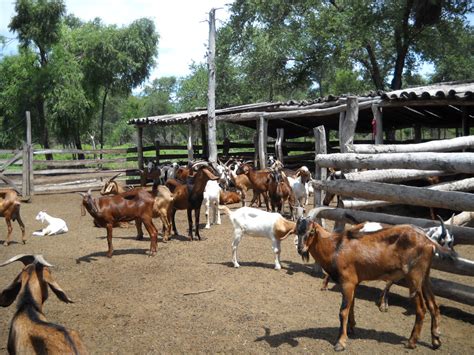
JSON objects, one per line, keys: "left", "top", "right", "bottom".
{"left": 43, "top": 268, "right": 74, "bottom": 304}
{"left": 0, "top": 272, "right": 22, "bottom": 307}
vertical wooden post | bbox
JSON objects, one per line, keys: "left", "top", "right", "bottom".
{"left": 22, "top": 111, "right": 33, "bottom": 200}
{"left": 372, "top": 104, "right": 383, "bottom": 144}
{"left": 462, "top": 106, "right": 470, "bottom": 136}
{"left": 275, "top": 128, "right": 284, "bottom": 162}
{"left": 137, "top": 126, "right": 143, "bottom": 170}
{"left": 187, "top": 123, "right": 194, "bottom": 161}
{"left": 313, "top": 125, "right": 327, "bottom": 226}
{"left": 200, "top": 122, "right": 208, "bottom": 159}
{"left": 340, "top": 96, "right": 359, "bottom": 152}
{"left": 253, "top": 133, "right": 258, "bottom": 167}
{"left": 338, "top": 111, "right": 345, "bottom": 151}
{"left": 258, "top": 115, "right": 268, "bottom": 169}
{"left": 207, "top": 8, "right": 217, "bottom": 163}
{"left": 414, "top": 124, "right": 422, "bottom": 143}
{"left": 154, "top": 139, "right": 160, "bottom": 165}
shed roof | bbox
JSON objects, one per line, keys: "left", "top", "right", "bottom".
{"left": 128, "top": 81, "right": 474, "bottom": 139}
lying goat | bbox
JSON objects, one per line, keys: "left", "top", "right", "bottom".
{"left": 220, "top": 206, "right": 296, "bottom": 270}
{"left": 32, "top": 211, "right": 68, "bottom": 236}
{"left": 296, "top": 214, "right": 456, "bottom": 351}
{"left": 0, "top": 254, "right": 87, "bottom": 354}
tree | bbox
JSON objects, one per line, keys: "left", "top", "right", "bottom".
{"left": 224, "top": 0, "right": 472, "bottom": 94}
{"left": 9, "top": 0, "right": 66, "bottom": 156}
{"left": 70, "top": 18, "right": 159, "bottom": 150}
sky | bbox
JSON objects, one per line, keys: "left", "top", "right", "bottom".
{"left": 0, "top": 0, "right": 232, "bottom": 81}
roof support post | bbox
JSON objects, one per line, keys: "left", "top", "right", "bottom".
{"left": 137, "top": 126, "right": 144, "bottom": 170}
{"left": 258, "top": 115, "right": 268, "bottom": 169}
{"left": 340, "top": 96, "right": 359, "bottom": 153}
{"left": 187, "top": 123, "right": 194, "bottom": 161}
{"left": 275, "top": 128, "right": 284, "bottom": 163}
{"left": 372, "top": 104, "right": 383, "bottom": 144}
{"left": 207, "top": 8, "right": 217, "bottom": 164}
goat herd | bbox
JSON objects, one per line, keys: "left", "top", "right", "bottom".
{"left": 0, "top": 158, "right": 461, "bottom": 353}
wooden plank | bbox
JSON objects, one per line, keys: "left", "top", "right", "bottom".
{"left": 314, "top": 125, "right": 327, "bottom": 208}
{"left": 315, "top": 152, "right": 474, "bottom": 174}
{"left": 34, "top": 148, "right": 130, "bottom": 155}
{"left": 376, "top": 99, "right": 474, "bottom": 108}
{"left": 313, "top": 179, "right": 474, "bottom": 211}
{"left": 258, "top": 116, "right": 267, "bottom": 169}
{"left": 342, "top": 169, "right": 450, "bottom": 183}
{"left": 0, "top": 173, "right": 20, "bottom": 193}
{"left": 349, "top": 136, "right": 474, "bottom": 153}
{"left": 311, "top": 207, "right": 474, "bottom": 245}
{"left": 0, "top": 151, "right": 22, "bottom": 172}
{"left": 33, "top": 158, "right": 128, "bottom": 167}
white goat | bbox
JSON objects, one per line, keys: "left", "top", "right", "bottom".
{"left": 204, "top": 180, "right": 221, "bottom": 229}
{"left": 32, "top": 211, "right": 68, "bottom": 236}
{"left": 219, "top": 206, "right": 296, "bottom": 270}
{"left": 287, "top": 175, "right": 307, "bottom": 208}
{"left": 161, "top": 162, "right": 179, "bottom": 182}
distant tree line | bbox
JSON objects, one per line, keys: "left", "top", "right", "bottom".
{"left": 0, "top": 0, "right": 472, "bottom": 150}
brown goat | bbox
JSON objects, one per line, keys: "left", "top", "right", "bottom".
{"left": 79, "top": 188, "right": 158, "bottom": 257}
{"left": 268, "top": 170, "right": 296, "bottom": 218}
{"left": 0, "top": 254, "right": 87, "bottom": 354}
{"left": 0, "top": 189, "right": 26, "bottom": 246}
{"left": 219, "top": 190, "right": 241, "bottom": 205}
{"left": 151, "top": 185, "right": 174, "bottom": 241}
{"left": 236, "top": 163, "right": 271, "bottom": 210}
{"left": 296, "top": 215, "right": 455, "bottom": 351}
{"left": 165, "top": 163, "right": 219, "bottom": 240}
{"left": 100, "top": 173, "right": 131, "bottom": 196}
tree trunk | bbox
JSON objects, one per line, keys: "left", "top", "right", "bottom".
{"left": 74, "top": 134, "right": 85, "bottom": 160}
{"left": 390, "top": 0, "right": 414, "bottom": 90}
{"left": 365, "top": 43, "right": 385, "bottom": 90}
{"left": 100, "top": 88, "right": 109, "bottom": 156}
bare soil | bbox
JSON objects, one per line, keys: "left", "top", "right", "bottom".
{"left": 1, "top": 192, "right": 473, "bottom": 354}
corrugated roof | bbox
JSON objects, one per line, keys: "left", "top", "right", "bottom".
{"left": 380, "top": 80, "right": 474, "bottom": 101}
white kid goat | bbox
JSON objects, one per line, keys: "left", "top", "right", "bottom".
{"left": 219, "top": 206, "right": 296, "bottom": 270}
{"left": 32, "top": 211, "right": 68, "bottom": 236}
{"left": 204, "top": 180, "right": 221, "bottom": 229}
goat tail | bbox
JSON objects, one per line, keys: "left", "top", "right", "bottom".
{"left": 218, "top": 205, "right": 232, "bottom": 216}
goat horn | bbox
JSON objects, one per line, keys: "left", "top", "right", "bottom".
{"left": 191, "top": 161, "right": 209, "bottom": 170}
{"left": 109, "top": 172, "right": 122, "bottom": 181}
{"left": 436, "top": 215, "right": 447, "bottom": 239}
{"left": 450, "top": 213, "right": 455, "bottom": 234}
{"left": 0, "top": 254, "right": 53, "bottom": 267}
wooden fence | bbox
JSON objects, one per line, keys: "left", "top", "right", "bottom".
{"left": 311, "top": 131, "right": 474, "bottom": 306}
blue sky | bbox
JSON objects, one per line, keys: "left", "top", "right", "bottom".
{"left": 0, "top": 0, "right": 232, "bottom": 80}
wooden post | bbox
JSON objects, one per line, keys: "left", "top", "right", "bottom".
{"left": 258, "top": 115, "right": 268, "bottom": 169}
{"left": 253, "top": 133, "right": 258, "bottom": 167}
{"left": 372, "top": 104, "right": 383, "bottom": 144}
{"left": 154, "top": 139, "right": 160, "bottom": 165}
{"left": 414, "top": 124, "right": 422, "bottom": 143}
{"left": 137, "top": 126, "right": 144, "bottom": 170}
{"left": 22, "top": 111, "right": 33, "bottom": 200}
{"left": 338, "top": 111, "right": 345, "bottom": 152}
{"left": 187, "top": 123, "right": 194, "bottom": 161}
{"left": 340, "top": 97, "right": 359, "bottom": 152}
{"left": 275, "top": 128, "right": 284, "bottom": 163}
{"left": 462, "top": 106, "right": 470, "bottom": 137}
{"left": 207, "top": 8, "right": 217, "bottom": 164}
{"left": 200, "top": 122, "right": 208, "bottom": 159}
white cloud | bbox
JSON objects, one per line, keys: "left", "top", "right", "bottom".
{"left": 1, "top": 0, "right": 232, "bottom": 79}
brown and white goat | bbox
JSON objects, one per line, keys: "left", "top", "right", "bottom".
{"left": 0, "top": 254, "right": 87, "bottom": 354}
{"left": 295, "top": 215, "right": 455, "bottom": 351}
{"left": 165, "top": 163, "right": 219, "bottom": 240}
{"left": 268, "top": 170, "right": 296, "bottom": 219}
{"left": 79, "top": 188, "right": 158, "bottom": 257}
{"left": 219, "top": 190, "right": 241, "bottom": 205}
{"left": 0, "top": 189, "right": 26, "bottom": 246}
{"left": 151, "top": 185, "right": 174, "bottom": 241}
{"left": 100, "top": 173, "right": 131, "bottom": 196}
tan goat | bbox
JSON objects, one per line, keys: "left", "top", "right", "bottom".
{"left": 0, "top": 189, "right": 26, "bottom": 246}
{"left": 0, "top": 254, "right": 87, "bottom": 354}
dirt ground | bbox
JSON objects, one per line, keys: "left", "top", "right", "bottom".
{"left": 0, "top": 192, "right": 473, "bottom": 354}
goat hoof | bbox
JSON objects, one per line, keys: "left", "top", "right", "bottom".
{"left": 406, "top": 342, "right": 417, "bottom": 349}
{"left": 205, "top": 226, "right": 210, "bottom": 229}
{"left": 274, "top": 265, "right": 282, "bottom": 270}
{"left": 233, "top": 263, "right": 240, "bottom": 268}
{"left": 136, "top": 235, "right": 144, "bottom": 241}
{"left": 106, "top": 253, "right": 113, "bottom": 258}
{"left": 432, "top": 338, "right": 441, "bottom": 349}
{"left": 334, "top": 343, "right": 345, "bottom": 352}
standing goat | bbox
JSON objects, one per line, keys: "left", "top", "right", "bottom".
{"left": 79, "top": 188, "right": 158, "bottom": 257}
{"left": 203, "top": 180, "right": 221, "bottom": 229}
{"left": 220, "top": 206, "right": 296, "bottom": 270}
{"left": 32, "top": 211, "right": 68, "bottom": 236}
{"left": 296, "top": 215, "right": 455, "bottom": 351}
{"left": 0, "top": 189, "right": 26, "bottom": 246}
{"left": 0, "top": 254, "right": 87, "bottom": 354}
{"left": 165, "top": 163, "right": 219, "bottom": 240}
{"left": 236, "top": 163, "right": 272, "bottom": 210}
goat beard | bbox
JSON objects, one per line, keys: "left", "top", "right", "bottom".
{"left": 80, "top": 203, "right": 86, "bottom": 217}
{"left": 300, "top": 249, "right": 310, "bottom": 262}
